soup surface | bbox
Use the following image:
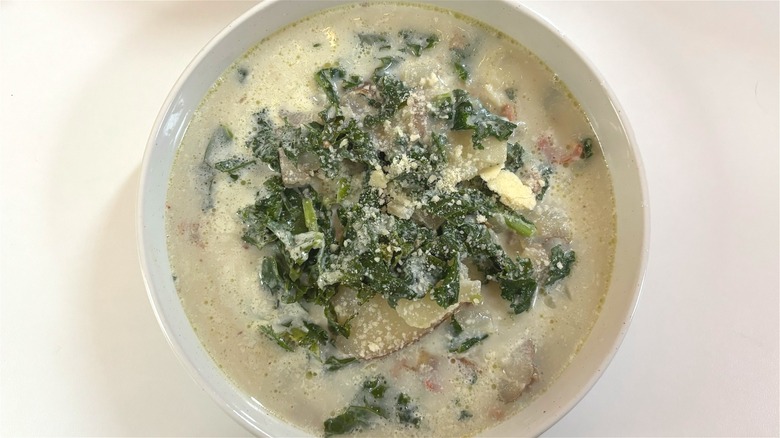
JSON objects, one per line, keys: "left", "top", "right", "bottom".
{"left": 166, "top": 3, "right": 616, "bottom": 437}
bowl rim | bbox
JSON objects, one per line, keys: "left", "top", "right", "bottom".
{"left": 137, "top": 1, "right": 650, "bottom": 436}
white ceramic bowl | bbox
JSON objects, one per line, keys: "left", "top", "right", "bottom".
{"left": 138, "top": 1, "right": 649, "bottom": 436}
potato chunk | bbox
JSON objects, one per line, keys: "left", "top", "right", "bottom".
{"left": 333, "top": 291, "right": 433, "bottom": 360}
{"left": 332, "top": 280, "right": 481, "bottom": 359}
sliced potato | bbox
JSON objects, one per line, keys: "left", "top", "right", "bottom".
{"left": 437, "top": 132, "right": 507, "bottom": 190}
{"left": 333, "top": 290, "right": 433, "bottom": 360}
{"left": 396, "top": 279, "right": 481, "bottom": 328}
{"left": 333, "top": 279, "right": 481, "bottom": 359}
{"left": 497, "top": 339, "right": 538, "bottom": 403}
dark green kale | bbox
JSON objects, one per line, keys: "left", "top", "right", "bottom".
{"left": 324, "top": 301, "right": 351, "bottom": 338}
{"left": 214, "top": 157, "right": 256, "bottom": 181}
{"left": 362, "top": 376, "right": 388, "bottom": 403}
{"left": 246, "top": 110, "right": 280, "bottom": 170}
{"left": 431, "top": 257, "right": 460, "bottom": 307}
{"left": 392, "top": 136, "right": 447, "bottom": 195}
{"left": 536, "top": 165, "right": 553, "bottom": 201}
{"left": 388, "top": 218, "right": 434, "bottom": 262}
{"left": 364, "top": 57, "right": 410, "bottom": 127}
{"left": 430, "top": 93, "right": 454, "bottom": 121}
{"left": 371, "top": 56, "right": 402, "bottom": 79}
{"left": 399, "top": 30, "right": 439, "bottom": 56}
{"left": 444, "top": 221, "right": 506, "bottom": 277}
{"left": 450, "top": 89, "right": 517, "bottom": 149}
{"left": 349, "top": 252, "right": 417, "bottom": 307}
{"left": 324, "top": 405, "right": 379, "bottom": 437}
{"left": 505, "top": 142, "right": 524, "bottom": 173}
{"left": 241, "top": 46, "right": 551, "bottom": 352}
{"left": 505, "top": 87, "right": 517, "bottom": 101}
{"left": 449, "top": 334, "right": 489, "bottom": 354}
{"left": 278, "top": 111, "right": 379, "bottom": 178}
{"left": 324, "top": 376, "right": 423, "bottom": 436}
{"left": 580, "top": 137, "right": 594, "bottom": 159}
{"left": 497, "top": 257, "right": 538, "bottom": 314}
{"left": 395, "top": 393, "right": 421, "bottom": 427}
{"left": 546, "top": 245, "right": 576, "bottom": 286}
{"left": 240, "top": 179, "right": 341, "bottom": 310}
{"left": 259, "top": 257, "right": 286, "bottom": 298}
{"left": 342, "top": 74, "right": 362, "bottom": 90}
{"left": 239, "top": 176, "right": 285, "bottom": 248}
{"left": 358, "top": 33, "right": 391, "bottom": 50}
{"left": 451, "top": 47, "right": 471, "bottom": 81}
{"left": 259, "top": 321, "right": 330, "bottom": 357}
{"left": 447, "top": 317, "right": 489, "bottom": 353}
{"left": 316, "top": 67, "right": 347, "bottom": 106}
{"left": 259, "top": 325, "right": 295, "bottom": 352}
{"left": 424, "top": 187, "right": 496, "bottom": 220}
{"left": 450, "top": 316, "right": 464, "bottom": 336}
{"left": 323, "top": 356, "right": 358, "bottom": 371}
{"left": 458, "top": 410, "right": 473, "bottom": 421}
{"left": 445, "top": 217, "right": 536, "bottom": 312}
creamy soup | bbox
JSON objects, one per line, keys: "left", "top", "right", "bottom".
{"left": 165, "top": 2, "right": 616, "bottom": 437}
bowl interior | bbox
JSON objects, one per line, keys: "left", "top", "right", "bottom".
{"left": 138, "top": 1, "right": 648, "bottom": 436}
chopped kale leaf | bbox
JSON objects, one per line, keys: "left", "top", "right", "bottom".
{"left": 396, "top": 393, "right": 421, "bottom": 427}
{"left": 448, "top": 316, "right": 489, "bottom": 353}
{"left": 451, "top": 47, "right": 471, "bottom": 81}
{"left": 532, "top": 165, "right": 553, "bottom": 202}
{"left": 425, "top": 187, "right": 496, "bottom": 220}
{"left": 448, "top": 333, "right": 489, "bottom": 354}
{"left": 358, "top": 33, "right": 391, "bottom": 50}
{"left": 316, "top": 67, "right": 346, "bottom": 106}
{"left": 260, "top": 321, "right": 331, "bottom": 357}
{"left": 430, "top": 93, "right": 454, "bottom": 120}
{"left": 214, "top": 157, "right": 255, "bottom": 181}
{"left": 259, "top": 325, "right": 295, "bottom": 352}
{"left": 580, "top": 137, "right": 594, "bottom": 159}
{"left": 324, "top": 356, "right": 358, "bottom": 371}
{"left": 546, "top": 245, "right": 576, "bottom": 286}
{"left": 431, "top": 257, "right": 460, "bottom": 308}
{"left": 325, "top": 376, "right": 423, "bottom": 435}
{"left": 364, "top": 66, "right": 410, "bottom": 127}
{"left": 239, "top": 176, "right": 285, "bottom": 248}
{"left": 342, "top": 74, "right": 362, "bottom": 90}
{"left": 450, "top": 89, "right": 517, "bottom": 149}
{"left": 259, "top": 257, "right": 286, "bottom": 298}
{"left": 399, "top": 30, "right": 439, "bottom": 56}
{"left": 324, "top": 405, "right": 379, "bottom": 437}
{"left": 325, "top": 300, "right": 352, "bottom": 338}
{"left": 505, "top": 142, "right": 524, "bottom": 173}
{"left": 450, "top": 316, "right": 464, "bottom": 336}
{"left": 246, "top": 110, "right": 280, "bottom": 171}
{"left": 497, "top": 257, "right": 537, "bottom": 314}
{"left": 362, "top": 375, "right": 388, "bottom": 401}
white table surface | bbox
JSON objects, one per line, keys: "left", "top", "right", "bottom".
{"left": 1, "top": 1, "right": 778, "bottom": 436}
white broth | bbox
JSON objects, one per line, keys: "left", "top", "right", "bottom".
{"left": 165, "top": 3, "right": 615, "bottom": 437}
